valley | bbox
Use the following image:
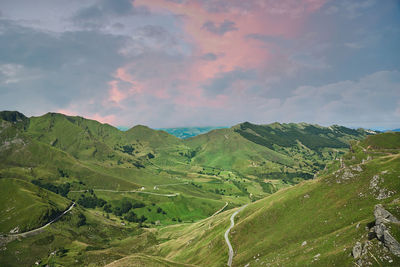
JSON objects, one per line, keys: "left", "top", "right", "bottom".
{"left": 0, "top": 111, "right": 399, "bottom": 266}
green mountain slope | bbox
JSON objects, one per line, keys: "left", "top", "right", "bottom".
{"left": 155, "top": 132, "right": 400, "bottom": 266}
{"left": 2, "top": 110, "right": 393, "bottom": 267}
{"left": 0, "top": 113, "right": 140, "bottom": 190}
{"left": 185, "top": 122, "right": 371, "bottom": 185}
{"left": 0, "top": 178, "right": 70, "bottom": 234}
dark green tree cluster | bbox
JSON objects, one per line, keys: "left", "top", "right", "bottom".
{"left": 156, "top": 207, "right": 167, "bottom": 215}
{"left": 103, "top": 198, "right": 146, "bottom": 219}
{"left": 124, "top": 211, "right": 147, "bottom": 223}
{"left": 31, "top": 180, "right": 70, "bottom": 197}
{"left": 57, "top": 168, "right": 70, "bottom": 178}
{"left": 214, "top": 188, "right": 226, "bottom": 195}
{"left": 77, "top": 195, "right": 106, "bottom": 208}
{"left": 122, "top": 145, "right": 135, "bottom": 155}
{"left": 76, "top": 213, "right": 86, "bottom": 227}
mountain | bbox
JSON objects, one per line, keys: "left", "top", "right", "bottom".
{"left": 2, "top": 111, "right": 394, "bottom": 267}
{"left": 184, "top": 122, "right": 373, "bottom": 189}
{"left": 0, "top": 178, "right": 71, "bottom": 234}
{"left": 158, "top": 126, "right": 227, "bottom": 139}
{"left": 148, "top": 132, "right": 400, "bottom": 266}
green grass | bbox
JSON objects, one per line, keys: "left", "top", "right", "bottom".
{"left": 362, "top": 132, "right": 400, "bottom": 149}
{"left": 104, "top": 253, "right": 197, "bottom": 267}
{"left": 152, "top": 133, "right": 400, "bottom": 266}
{"left": 1, "top": 111, "right": 394, "bottom": 267}
{"left": 0, "top": 178, "right": 70, "bottom": 233}
{"left": 185, "top": 122, "right": 368, "bottom": 185}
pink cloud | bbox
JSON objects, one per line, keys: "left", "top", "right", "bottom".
{"left": 104, "top": 0, "right": 327, "bottom": 114}
{"left": 108, "top": 80, "right": 126, "bottom": 103}
{"left": 115, "top": 68, "right": 143, "bottom": 94}
{"left": 135, "top": 0, "right": 327, "bottom": 80}
{"left": 106, "top": 67, "right": 148, "bottom": 106}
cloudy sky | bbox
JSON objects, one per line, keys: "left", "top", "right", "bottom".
{"left": 0, "top": 0, "right": 399, "bottom": 129}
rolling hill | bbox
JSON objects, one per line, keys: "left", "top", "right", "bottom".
{"left": 184, "top": 121, "right": 372, "bottom": 186}
{"left": 147, "top": 132, "right": 400, "bottom": 266}
{"left": 1, "top": 110, "right": 396, "bottom": 267}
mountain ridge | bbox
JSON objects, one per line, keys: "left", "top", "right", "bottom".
{"left": 2, "top": 110, "right": 393, "bottom": 267}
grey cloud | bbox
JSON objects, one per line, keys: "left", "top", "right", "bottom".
{"left": 202, "top": 69, "right": 256, "bottom": 96}
{"left": 197, "top": 0, "right": 255, "bottom": 13}
{"left": 120, "top": 25, "right": 188, "bottom": 58}
{"left": 202, "top": 20, "right": 237, "bottom": 35}
{"left": 165, "top": 0, "right": 187, "bottom": 3}
{"left": 72, "top": 0, "right": 149, "bottom": 29}
{"left": 0, "top": 18, "right": 128, "bottom": 114}
{"left": 0, "top": 20, "right": 127, "bottom": 70}
{"left": 279, "top": 70, "right": 400, "bottom": 128}
{"left": 112, "top": 22, "right": 125, "bottom": 30}
{"left": 325, "top": 0, "right": 376, "bottom": 19}
{"left": 201, "top": 53, "right": 217, "bottom": 61}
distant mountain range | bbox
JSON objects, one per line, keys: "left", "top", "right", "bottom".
{"left": 118, "top": 125, "right": 398, "bottom": 139}
{"left": 157, "top": 126, "right": 227, "bottom": 139}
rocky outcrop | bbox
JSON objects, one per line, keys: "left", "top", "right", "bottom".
{"left": 370, "top": 175, "right": 395, "bottom": 200}
{"left": 352, "top": 242, "right": 362, "bottom": 259}
{"left": 373, "top": 204, "right": 400, "bottom": 257}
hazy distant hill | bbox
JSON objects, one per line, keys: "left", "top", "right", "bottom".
{"left": 158, "top": 126, "right": 227, "bottom": 139}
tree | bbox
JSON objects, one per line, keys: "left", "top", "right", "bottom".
{"left": 76, "top": 213, "right": 86, "bottom": 227}
{"left": 103, "top": 204, "right": 112, "bottom": 213}
{"left": 124, "top": 211, "right": 137, "bottom": 222}
{"left": 120, "top": 199, "right": 132, "bottom": 214}
{"left": 113, "top": 207, "right": 123, "bottom": 216}
{"left": 139, "top": 215, "right": 147, "bottom": 223}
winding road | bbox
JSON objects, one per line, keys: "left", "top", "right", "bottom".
{"left": 224, "top": 204, "right": 248, "bottom": 267}
{"left": 70, "top": 189, "right": 179, "bottom": 197}
{"left": 6, "top": 202, "right": 75, "bottom": 238}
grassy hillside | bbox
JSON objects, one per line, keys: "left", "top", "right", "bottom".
{"left": 0, "top": 178, "right": 70, "bottom": 234}
{"left": 104, "top": 253, "right": 196, "bottom": 267}
{"left": 155, "top": 132, "right": 400, "bottom": 266}
{"left": 185, "top": 122, "right": 371, "bottom": 185}
{"left": 1, "top": 111, "right": 392, "bottom": 266}
{"left": 361, "top": 131, "right": 400, "bottom": 149}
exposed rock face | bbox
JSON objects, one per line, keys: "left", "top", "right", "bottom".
{"left": 370, "top": 176, "right": 395, "bottom": 200}
{"left": 373, "top": 204, "right": 400, "bottom": 257}
{"left": 352, "top": 242, "right": 362, "bottom": 258}
{"left": 374, "top": 204, "right": 399, "bottom": 226}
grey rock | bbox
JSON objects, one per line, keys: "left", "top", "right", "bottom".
{"left": 383, "top": 230, "right": 400, "bottom": 256}
{"left": 352, "top": 242, "right": 362, "bottom": 259}
{"left": 374, "top": 205, "right": 399, "bottom": 225}
{"left": 373, "top": 204, "right": 400, "bottom": 257}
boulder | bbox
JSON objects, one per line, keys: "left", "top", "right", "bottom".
{"left": 382, "top": 230, "right": 400, "bottom": 257}
{"left": 352, "top": 242, "right": 362, "bottom": 259}
{"left": 373, "top": 204, "right": 400, "bottom": 257}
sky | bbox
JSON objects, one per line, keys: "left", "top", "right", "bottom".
{"left": 0, "top": 0, "right": 399, "bottom": 129}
